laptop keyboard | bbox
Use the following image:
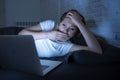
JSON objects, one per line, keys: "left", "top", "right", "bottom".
{"left": 41, "top": 65, "right": 49, "bottom": 70}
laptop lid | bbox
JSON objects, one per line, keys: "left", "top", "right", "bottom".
{"left": 0, "top": 35, "right": 62, "bottom": 76}
{"left": 0, "top": 35, "right": 43, "bottom": 75}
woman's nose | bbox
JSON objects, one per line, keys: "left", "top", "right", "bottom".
{"left": 63, "top": 28, "right": 68, "bottom": 34}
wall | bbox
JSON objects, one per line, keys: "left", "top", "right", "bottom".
{"left": 5, "top": 0, "right": 41, "bottom": 27}
{"left": 0, "top": 0, "right": 5, "bottom": 26}
{"left": 39, "top": 0, "right": 60, "bottom": 22}
{"left": 4, "top": 0, "right": 60, "bottom": 27}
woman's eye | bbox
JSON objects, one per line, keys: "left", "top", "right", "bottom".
{"left": 63, "top": 24, "right": 66, "bottom": 26}
{"left": 70, "top": 28, "right": 75, "bottom": 31}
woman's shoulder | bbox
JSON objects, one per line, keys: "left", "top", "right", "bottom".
{"left": 40, "top": 19, "right": 56, "bottom": 31}
{"left": 40, "top": 19, "right": 55, "bottom": 24}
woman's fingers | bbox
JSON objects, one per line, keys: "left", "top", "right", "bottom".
{"left": 57, "top": 33, "right": 69, "bottom": 41}
{"left": 50, "top": 31, "right": 69, "bottom": 41}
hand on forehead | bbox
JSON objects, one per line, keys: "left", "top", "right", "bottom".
{"left": 66, "top": 11, "right": 83, "bottom": 20}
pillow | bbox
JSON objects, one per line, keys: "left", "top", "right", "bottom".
{"left": 65, "top": 50, "right": 120, "bottom": 65}
{"left": 0, "top": 26, "right": 24, "bottom": 35}
{"left": 67, "top": 33, "right": 120, "bottom": 65}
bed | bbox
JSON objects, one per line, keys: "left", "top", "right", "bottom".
{"left": 0, "top": 26, "right": 120, "bottom": 80}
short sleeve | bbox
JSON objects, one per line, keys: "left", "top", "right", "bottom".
{"left": 39, "top": 20, "right": 55, "bottom": 31}
{"left": 60, "top": 42, "right": 73, "bottom": 56}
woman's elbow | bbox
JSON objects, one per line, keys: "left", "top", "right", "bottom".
{"left": 94, "top": 48, "right": 103, "bottom": 55}
{"left": 18, "top": 29, "right": 27, "bottom": 35}
{"left": 89, "top": 47, "right": 103, "bottom": 55}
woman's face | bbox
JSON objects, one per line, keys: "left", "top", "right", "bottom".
{"left": 58, "top": 17, "right": 78, "bottom": 38}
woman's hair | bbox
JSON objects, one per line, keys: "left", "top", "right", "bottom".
{"left": 60, "top": 9, "right": 86, "bottom": 25}
{"left": 59, "top": 9, "right": 86, "bottom": 40}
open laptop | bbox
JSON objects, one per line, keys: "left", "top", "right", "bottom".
{"left": 0, "top": 35, "right": 62, "bottom": 76}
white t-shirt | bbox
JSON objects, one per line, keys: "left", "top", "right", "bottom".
{"left": 34, "top": 20, "right": 73, "bottom": 58}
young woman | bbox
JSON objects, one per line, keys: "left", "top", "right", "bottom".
{"left": 18, "top": 9, "right": 102, "bottom": 57}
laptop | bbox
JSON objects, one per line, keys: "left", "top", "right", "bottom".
{"left": 0, "top": 35, "right": 62, "bottom": 76}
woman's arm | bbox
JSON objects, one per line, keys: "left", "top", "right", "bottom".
{"left": 18, "top": 24, "right": 50, "bottom": 40}
{"left": 18, "top": 24, "right": 69, "bottom": 41}
{"left": 67, "top": 12, "right": 102, "bottom": 54}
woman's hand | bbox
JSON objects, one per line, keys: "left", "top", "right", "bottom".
{"left": 48, "top": 30, "right": 70, "bottom": 42}
{"left": 66, "top": 11, "right": 84, "bottom": 27}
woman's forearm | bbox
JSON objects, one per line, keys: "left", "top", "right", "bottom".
{"left": 77, "top": 23, "right": 102, "bottom": 54}
{"left": 18, "top": 29, "right": 50, "bottom": 40}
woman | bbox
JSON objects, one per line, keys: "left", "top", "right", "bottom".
{"left": 18, "top": 9, "right": 102, "bottom": 57}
